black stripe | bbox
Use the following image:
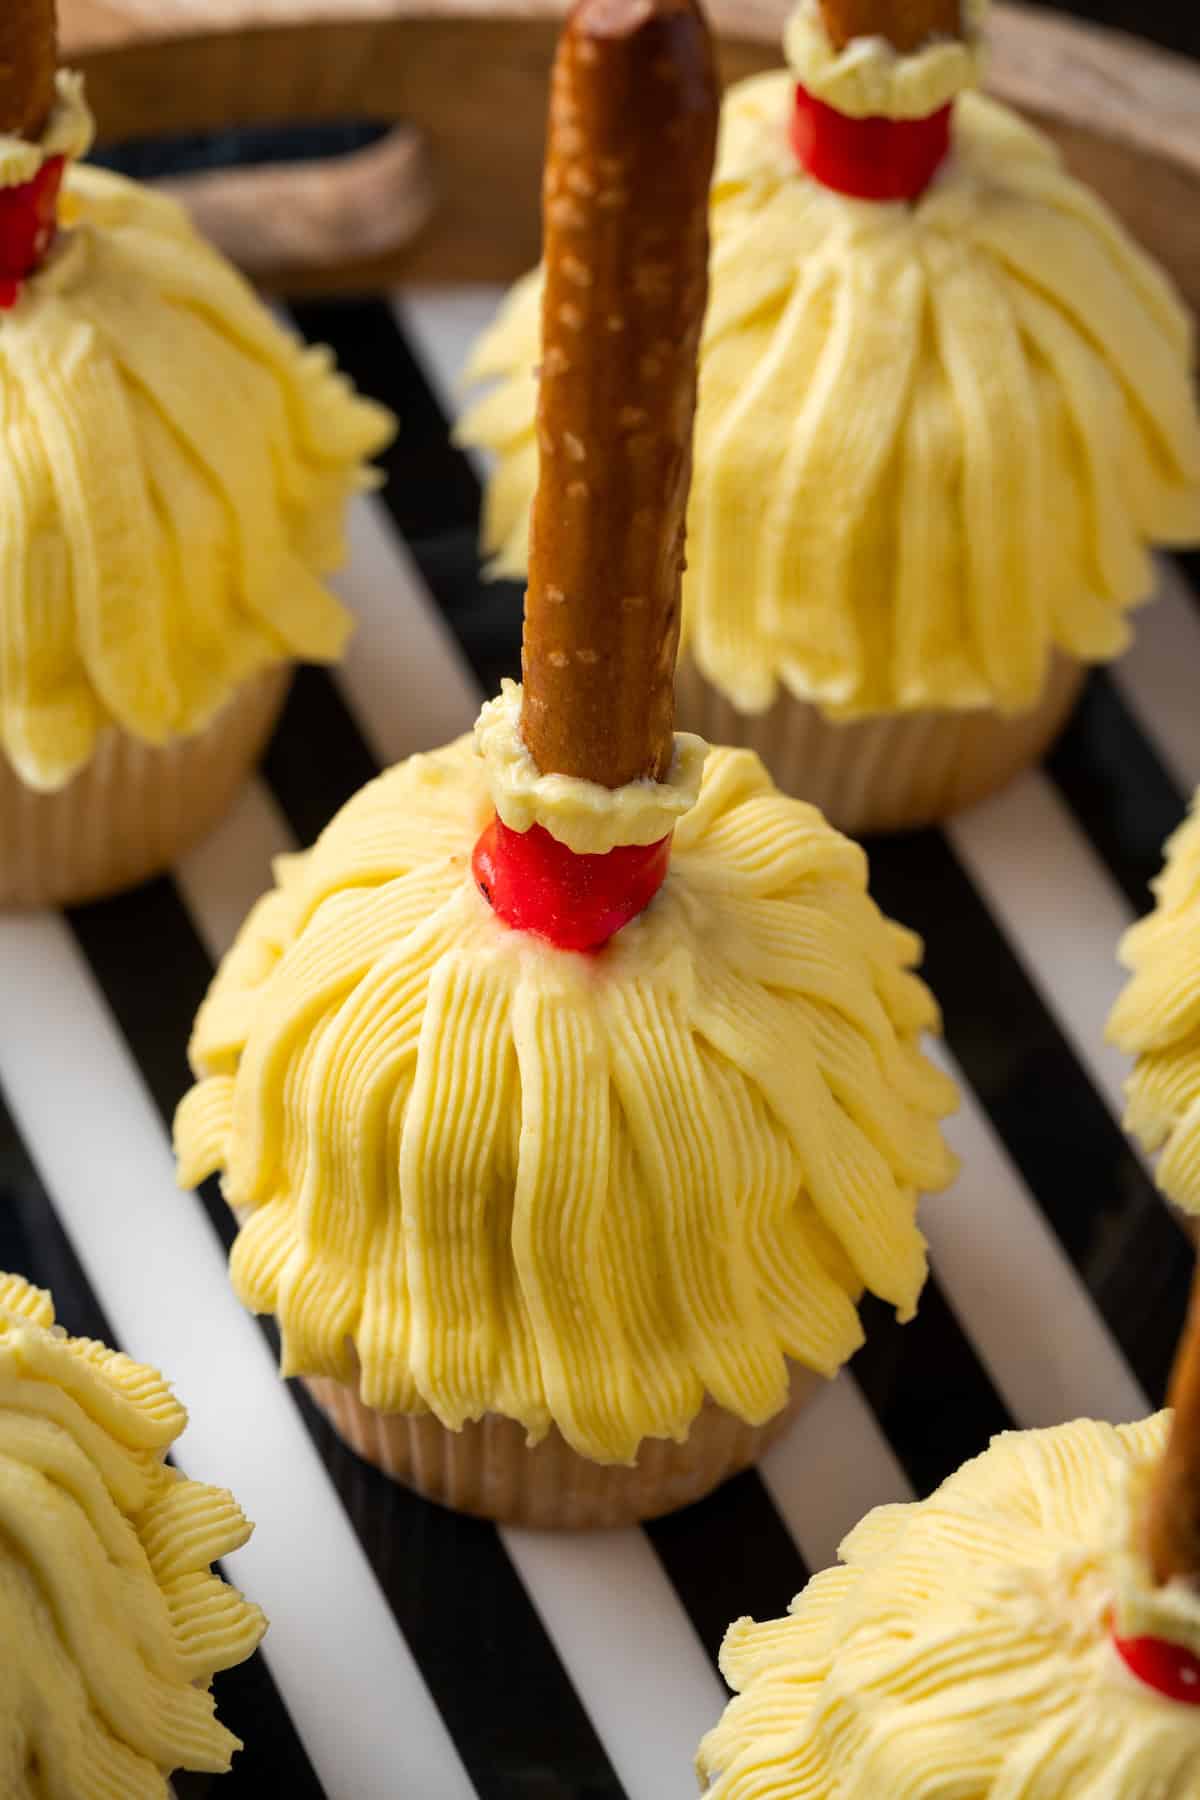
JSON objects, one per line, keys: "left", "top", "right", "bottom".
{"left": 0, "top": 1083, "right": 325, "bottom": 1800}
{"left": 1045, "top": 669, "right": 1187, "bottom": 917}
{"left": 66, "top": 877, "right": 627, "bottom": 1800}
{"left": 867, "top": 829, "right": 1192, "bottom": 1404}
{"left": 646, "top": 1471, "right": 809, "bottom": 1668}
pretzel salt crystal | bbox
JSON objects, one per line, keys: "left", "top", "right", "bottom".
{"left": 520, "top": 0, "right": 719, "bottom": 790}
{"left": 0, "top": 0, "right": 57, "bottom": 142}
{"left": 818, "top": 0, "right": 962, "bottom": 54}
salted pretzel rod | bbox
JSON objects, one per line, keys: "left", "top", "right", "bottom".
{"left": 0, "top": 0, "right": 56, "bottom": 141}
{"left": 819, "top": 0, "right": 961, "bottom": 54}
{"left": 1145, "top": 1267, "right": 1200, "bottom": 1587}
{"left": 520, "top": 0, "right": 719, "bottom": 790}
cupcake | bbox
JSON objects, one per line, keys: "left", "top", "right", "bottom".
{"left": 461, "top": 0, "right": 1200, "bottom": 835}
{"left": 697, "top": 1272, "right": 1200, "bottom": 1796}
{"left": 0, "top": 0, "right": 394, "bottom": 908}
{"left": 1109, "top": 790, "right": 1200, "bottom": 1219}
{"left": 175, "top": 0, "right": 957, "bottom": 1530}
{"left": 0, "top": 1271, "right": 266, "bottom": 1794}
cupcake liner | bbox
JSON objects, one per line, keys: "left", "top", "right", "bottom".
{"left": 304, "top": 1366, "right": 820, "bottom": 1529}
{"left": 675, "top": 654, "right": 1086, "bottom": 836}
{"left": 0, "top": 665, "right": 291, "bottom": 909}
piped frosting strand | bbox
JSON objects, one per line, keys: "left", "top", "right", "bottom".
{"left": 0, "top": 1274, "right": 265, "bottom": 1797}
{"left": 460, "top": 62, "right": 1200, "bottom": 718}
{"left": 0, "top": 89, "right": 394, "bottom": 791}
{"left": 697, "top": 1415, "right": 1200, "bottom": 1799}
{"left": 0, "top": 0, "right": 56, "bottom": 140}
{"left": 175, "top": 735, "right": 958, "bottom": 1464}
{"left": 1110, "top": 789, "right": 1200, "bottom": 1213}
{"left": 521, "top": 0, "right": 718, "bottom": 788}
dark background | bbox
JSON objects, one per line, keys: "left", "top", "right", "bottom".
{"left": 1028, "top": 0, "right": 1198, "bottom": 57}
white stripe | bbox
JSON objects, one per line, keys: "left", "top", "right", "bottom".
{"left": 762, "top": 1375, "right": 913, "bottom": 1574}
{"left": 948, "top": 770, "right": 1141, "bottom": 1136}
{"left": 1114, "top": 561, "right": 1200, "bottom": 799}
{"left": 0, "top": 914, "right": 477, "bottom": 1800}
{"left": 333, "top": 496, "right": 482, "bottom": 764}
{"left": 502, "top": 1528, "right": 724, "bottom": 1800}
{"left": 924, "top": 1042, "right": 1148, "bottom": 1426}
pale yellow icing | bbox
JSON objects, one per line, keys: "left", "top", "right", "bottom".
{"left": 0, "top": 83, "right": 394, "bottom": 793}
{"left": 460, "top": 82, "right": 1200, "bottom": 720}
{"left": 174, "top": 734, "right": 958, "bottom": 1465}
{"left": 475, "top": 680, "right": 708, "bottom": 853}
{"left": 698, "top": 1413, "right": 1200, "bottom": 1799}
{"left": 0, "top": 1273, "right": 265, "bottom": 1798}
{"left": 784, "top": 0, "right": 986, "bottom": 121}
{"left": 1109, "top": 790, "right": 1200, "bottom": 1215}
{"left": 0, "top": 71, "right": 93, "bottom": 189}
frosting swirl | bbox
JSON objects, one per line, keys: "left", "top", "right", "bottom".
{"left": 698, "top": 1414, "right": 1200, "bottom": 1798}
{"left": 175, "top": 735, "right": 957, "bottom": 1465}
{"left": 0, "top": 77, "right": 394, "bottom": 793}
{"left": 785, "top": 0, "right": 986, "bottom": 121}
{"left": 461, "top": 80, "right": 1200, "bottom": 720}
{"left": 1109, "top": 789, "right": 1200, "bottom": 1214}
{"left": 0, "top": 1273, "right": 265, "bottom": 1797}
{"left": 475, "top": 680, "right": 708, "bottom": 853}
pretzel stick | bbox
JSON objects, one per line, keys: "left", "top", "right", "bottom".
{"left": 819, "top": 0, "right": 962, "bottom": 54}
{"left": 0, "top": 0, "right": 56, "bottom": 141}
{"left": 520, "top": 0, "right": 718, "bottom": 790}
{"left": 1145, "top": 1267, "right": 1200, "bottom": 1587}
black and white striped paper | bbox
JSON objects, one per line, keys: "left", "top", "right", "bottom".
{"left": 2, "top": 289, "right": 1196, "bottom": 1800}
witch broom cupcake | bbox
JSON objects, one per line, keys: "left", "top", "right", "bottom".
{"left": 175, "top": 0, "right": 958, "bottom": 1530}
{"left": 0, "top": 0, "right": 394, "bottom": 908}
{"left": 1109, "top": 791, "right": 1200, "bottom": 1221}
{"left": 698, "top": 1268, "right": 1200, "bottom": 1797}
{"left": 462, "top": 0, "right": 1200, "bottom": 835}
{"left": 0, "top": 1272, "right": 265, "bottom": 1795}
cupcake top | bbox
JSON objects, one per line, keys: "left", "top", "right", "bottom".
{"left": 1109, "top": 789, "right": 1200, "bottom": 1215}
{"left": 0, "top": 1272, "right": 265, "bottom": 1796}
{"left": 461, "top": 0, "right": 1200, "bottom": 721}
{"left": 175, "top": 722, "right": 957, "bottom": 1464}
{"left": 697, "top": 1413, "right": 1200, "bottom": 1798}
{"left": 0, "top": 66, "right": 393, "bottom": 793}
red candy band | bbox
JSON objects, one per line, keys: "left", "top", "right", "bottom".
{"left": 791, "top": 84, "right": 951, "bottom": 201}
{"left": 1113, "top": 1632, "right": 1200, "bottom": 1705}
{"left": 472, "top": 816, "right": 672, "bottom": 953}
{"left": 0, "top": 153, "right": 64, "bottom": 308}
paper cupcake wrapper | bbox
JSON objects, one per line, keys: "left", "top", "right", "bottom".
{"left": 0, "top": 665, "right": 291, "bottom": 909}
{"left": 675, "top": 654, "right": 1086, "bottom": 836}
{"left": 304, "top": 1367, "right": 820, "bottom": 1529}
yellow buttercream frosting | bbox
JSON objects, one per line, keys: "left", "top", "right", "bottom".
{"left": 476, "top": 680, "right": 709, "bottom": 853}
{"left": 174, "top": 731, "right": 958, "bottom": 1465}
{"left": 461, "top": 75, "right": 1200, "bottom": 721}
{"left": 698, "top": 1413, "right": 1200, "bottom": 1799}
{"left": 784, "top": 0, "right": 986, "bottom": 121}
{"left": 0, "top": 77, "right": 394, "bottom": 793}
{"left": 1109, "top": 790, "right": 1200, "bottom": 1215}
{"left": 0, "top": 1273, "right": 265, "bottom": 1798}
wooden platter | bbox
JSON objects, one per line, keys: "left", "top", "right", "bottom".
{"left": 57, "top": 0, "right": 1200, "bottom": 305}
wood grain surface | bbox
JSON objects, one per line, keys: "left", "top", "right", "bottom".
{"left": 54, "top": 0, "right": 1200, "bottom": 307}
